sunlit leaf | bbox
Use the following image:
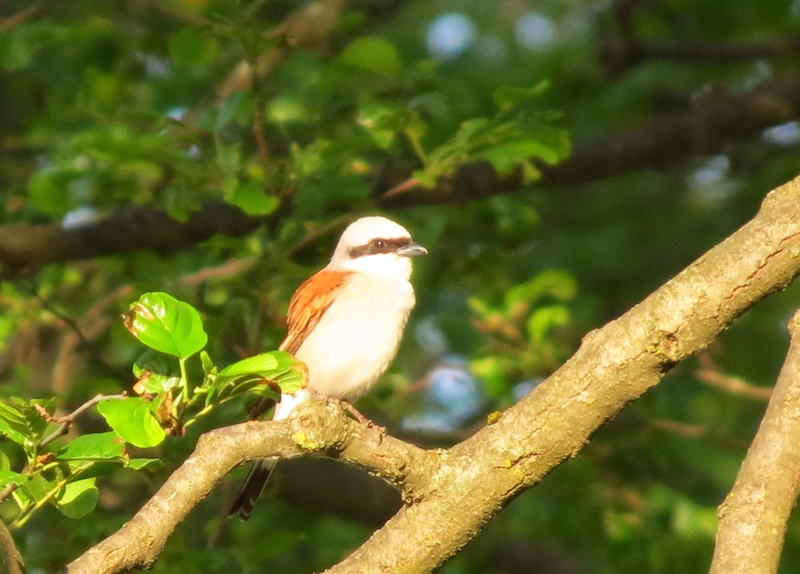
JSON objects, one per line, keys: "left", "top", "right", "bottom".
{"left": 339, "top": 36, "right": 402, "bottom": 76}
{"left": 527, "top": 305, "right": 571, "bottom": 345}
{"left": 57, "top": 432, "right": 126, "bottom": 462}
{"left": 126, "top": 458, "right": 163, "bottom": 471}
{"left": 133, "top": 351, "right": 183, "bottom": 395}
{"left": 123, "top": 292, "right": 208, "bottom": 358}
{"left": 230, "top": 182, "right": 280, "bottom": 216}
{"left": 0, "top": 398, "right": 54, "bottom": 449}
{"left": 504, "top": 270, "right": 578, "bottom": 307}
{"left": 0, "top": 470, "right": 26, "bottom": 490}
{"left": 56, "top": 477, "right": 99, "bottom": 519}
{"left": 208, "top": 351, "right": 305, "bottom": 404}
{"left": 492, "top": 81, "right": 550, "bottom": 110}
{"left": 96, "top": 398, "right": 166, "bottom": 448}
{"left": 169, "top": 27, "right": 219, "bottom": 67}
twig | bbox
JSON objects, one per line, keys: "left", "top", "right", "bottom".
{"left": 180, "top": 257, "right": 259, "bottom": 285}
{"left": 647, "top": 417, "right": 749, "bottom": 450}
{"left": 380, "top": 177, "right": 423, "bottom": 200}
{"left": 695, "top": 354, "right": 773, "bottom": 401}
{"left": 30, "top": 290, "right": 94, "bottom": 353}
{"left": 0, "top": 484, "right": 18, "bottom": 505}
{"left": 249, "top": 61, "right": 271, "bottom": 177}
{"left": 288, "top": 215, "right": 353, "bottom": 256}
{"left": 0, "top": 517, "right": 24, "bottom": 574}
{"left": 0, "top": 0, "right": 44, "bottom": 32}
{"left": 38, "top": 394, "right": 127, "bottom": 449}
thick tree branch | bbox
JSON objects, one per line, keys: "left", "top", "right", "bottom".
{"left": 0, "top": 202, "right": 262, "bottom": 275}
{"left": 709, "top": 310, "right": 800, "bottom": 574}
{"left": 326, "top": 177, "right": 800, "bottom": 572}
{"left": 376, "top": 76, "right": 800, "bottom": 207}
{"left": 67, "top": 400, "right": 432, "bottom": 574}
{"left": 602, "top": 0, "right": 800, "bottom": 74}
{"left": 69, "top": 175, "right": 800, "bottom": 574}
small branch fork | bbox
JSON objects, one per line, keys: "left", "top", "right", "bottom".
{"left": 37, "top": 393, "right": 127, "bottom": 449}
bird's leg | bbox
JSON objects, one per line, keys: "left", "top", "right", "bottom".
{"left": 310, "top": 390, "right": 386, "bottom": 434}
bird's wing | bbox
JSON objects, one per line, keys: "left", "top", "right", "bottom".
{"left": 279, "top": 268, "right": 353, "bottom": 355}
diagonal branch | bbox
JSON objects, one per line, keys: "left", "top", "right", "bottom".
{"left": 709, "top": 310, "right": 800, "bottom": 574}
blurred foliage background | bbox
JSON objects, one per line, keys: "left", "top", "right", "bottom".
{"left": 2, "top": 0, "right": 800, "bottom": 572}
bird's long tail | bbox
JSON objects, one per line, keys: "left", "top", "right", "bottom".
{"left": 228, "top": 390, "right": 311, "bottom": 520}
{"left": 228, "top": 458, "right": 276, "bottom": 520}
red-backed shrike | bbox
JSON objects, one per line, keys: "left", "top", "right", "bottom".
{"left": 229, "top": 216, "right": 426, "bottom": 519}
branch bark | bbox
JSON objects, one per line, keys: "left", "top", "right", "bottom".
{"left": 68, "top": 175, "right": 800, "bottom": 573}
{"left": 709, "top": 310, "right": 800, "bottom": 574}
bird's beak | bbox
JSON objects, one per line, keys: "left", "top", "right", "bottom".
{"left": 396, "top": 242, "right": 428, "bottom": 257}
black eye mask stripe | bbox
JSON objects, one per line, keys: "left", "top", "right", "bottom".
{"left": 348, "top": 237, "right": 411, "bottom": 259}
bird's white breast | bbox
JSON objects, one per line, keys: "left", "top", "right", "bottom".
{"left": 293, "top": 272, "right": 415, "bottom": 401}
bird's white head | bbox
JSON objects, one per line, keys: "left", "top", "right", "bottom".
{"left": 329, "top": 216, "right": 427, "bottom": 277}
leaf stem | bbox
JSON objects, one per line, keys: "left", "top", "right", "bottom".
{"left": 179, "top": 358, "right": 190, "bottom": 408}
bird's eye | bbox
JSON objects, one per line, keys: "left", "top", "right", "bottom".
{"left": 373, "top": 239, "right": 386, "bottom": 250}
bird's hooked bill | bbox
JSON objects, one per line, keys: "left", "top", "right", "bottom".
{"left": 396, "top": 242, "right": 428, "bottom": 257}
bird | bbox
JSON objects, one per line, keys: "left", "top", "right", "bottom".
{"left": 229, "top": 215, "right": 427, "bottom": 520}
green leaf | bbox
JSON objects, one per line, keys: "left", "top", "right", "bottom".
{"left": 230, "top": 182, "right": 280, "bottom": 216}
{"left": 470, "top": 356, "right": 510, "bottom": 399}
{"left": 0, "top": 398, "right": 54, "bottom": 449}
{"left": 25, "top": 464, "right": 66, "bottom": 503}
{"left": 357, "top": 103, "right": 399, "bottom": 149}
{"left": 28, "top": 169, "right": 68, "bottom": 218}
{"left": 133, "top": 351, "right": 183, "bottom": 394}
{"left": 527, "top": 305, "right": 571, "bottom": 345}
{"left": 338, "top": 36, "right": 402, "bottom": 76}
{"left": 504, "top": 270, "right": 577, "bottom": 308}
{"left": 57, "top": 432, "right": 126, "bottom": 462}
{"left": 200, "top": 350, "right": 216, "bottom": 379}
{"left": 479, "top": 139, "right": 562, "bottom": 175}
{"left": 123, "top": 292, "right": 208, "bottom": 358}
{"left": 56, "top": 477, "right": 99, "bottom": 519}
{"left": 96, "top": 398, "right": 166, "bottom": 448}
{"left": 169, "top": 28, "right": 219, "bottom": 68}
{"left": 267, "top": 96, "right": 309, "bottom": 124}
{"left": 126, "top": 458, "right": 163, "bottom": 471}
{"left": 0, "top": 470, "right": 26, "bottom": 490}
{"left": 209, "top": 351, "right": 305, "bottom": 404}
{"left": 216, "top": 91, "right": 245, "bottom": 131}
{"left": 0, "top": 404, "right": 28, "bottom": 446}
{"left": 492, "top": 81, "right": 550, "bottom": 110}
